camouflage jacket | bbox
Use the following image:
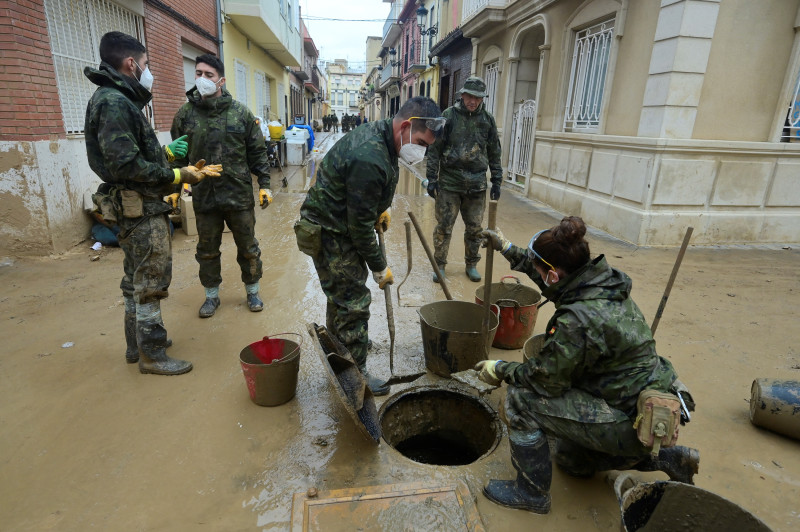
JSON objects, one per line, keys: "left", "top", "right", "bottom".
{"left": 300, "top": 119, "right": 398, "bottom": 272}
{"left": 425, "top": 99, "right": 502, "bottom": 193}
{"left": 84, "top": 62, "right": 173, "bottom": 215}
{"left": 495, "top": 248, "right": 678, "bottom": 417}
{"left": 170, "top": 88, "right": 270, "bottom": 213}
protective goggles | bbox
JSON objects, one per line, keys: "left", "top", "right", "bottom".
{"left": 527, "top": 229, "right": 556, "bottom": 271}
{"left": 408, "top": 116, "right": 447, "bottom": 132}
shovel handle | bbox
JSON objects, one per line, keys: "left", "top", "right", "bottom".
{"left": 408, "top": 211, "right": 453, "bottom": 300}
{"left": 376, "top": 227, "right": 396, "bottom": 373}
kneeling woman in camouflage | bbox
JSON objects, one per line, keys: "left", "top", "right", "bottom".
{"left": 479, "top": 216, "right": 698, "bottom": 514}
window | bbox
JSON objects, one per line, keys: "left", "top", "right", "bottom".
{"left": 279, "top": 0, "right": 286, "bottom": 18}
{"left": 782, "top": 70, "right": 800, "bottom": 141}
{"left": 337, "top": 91, "right": 343, "bottom": 106}
{"left": 43, "top": 0, "right": 145, "bottom": 134}
{"left": 349, "top": 92, "right": 356, "bottom": 106}
{"left": 484, "top": 61, "right": 499, "bottom": 115}
{"left": 235, "top": 60, "right": 249, "bottom": 106}
{"left": 254, "top": 71, "right": 271, "bottom": 119}
{"left": 563, "top": 19, "right": 615, "bottom": 131}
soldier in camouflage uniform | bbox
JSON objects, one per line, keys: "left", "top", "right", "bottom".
{"left": 426, "top": 76, "right": 503, "bottom": 284}
{"left": 171, "top": 54, "right": 272, "bottom": 318}
{"left": 297, "top": 97, "right": 443, "bottom": 396}
{"left": 84, "top": 32, "right": 222, "bottom": 375}
{"left": 477, "top": 216, "right": 699, "bottom": 513}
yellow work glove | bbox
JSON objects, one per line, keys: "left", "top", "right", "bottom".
{"left": 174, "top": 159, "right": 223, "bottom": 185}
{"left": 259, "top": 188, "right": 273, "bottom": 209}
{"left": 372, "top": 267, "right": 394, "bottom": 289}
{"left": 166, "top": 192, "right": 180, "bottom": 212}
{"left": 374, "top": 209, "right": 391, "bottom": 232}
{"left": 474, "top": 360, "right": 502, "bottom": 386}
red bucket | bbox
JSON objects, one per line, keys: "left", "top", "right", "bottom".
{"left": 239, "top": 333, "right": 302, "bottom": 406}
{"left": 475, "top": 276, "right": 541, "bottom": 349}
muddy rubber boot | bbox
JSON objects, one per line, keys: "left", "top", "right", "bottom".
{"left": 199, "top": 297, "right": 220, "bottom": 318}
{"left": 483, "top": 431, "right": 552, "bottom": 514}
{"left": 432, "top": 267, "right": 446, "bottom": 283}
{"left": 124, "top": 311, "right": 139, "bottom": 364}
{"left": 246, "top": 293, "right": 264, "bottom": 312}
{"left": 137, "top": 302, "right": 192, "bottom": 376}
{"left": 465, "top": 265, "right": 481, "bottom": 282}
{"left": 633, "top": 446, "right": 700, "bottom": 484}
{"left": 358, "top": 364, "right": 390, "bottom": 396}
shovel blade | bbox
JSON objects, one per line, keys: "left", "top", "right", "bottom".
{"left": 385, "top": 371, "right": 426, "bottom": 386}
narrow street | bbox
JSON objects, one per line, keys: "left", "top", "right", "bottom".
{"left": 1, "top": 131, "right": 798, "bottom": 530}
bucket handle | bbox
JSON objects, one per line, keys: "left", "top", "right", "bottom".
{"left": 612, "top": 472, "right": 638, "bottom": 504}
{"left": 500, "top": 275, "right": 521, "bottom": 285}
{"left": 261, "top": 332, "right": 304, "bottom": 362}
{"left": 494, "top": 298, "right": 520, "bottom": 310}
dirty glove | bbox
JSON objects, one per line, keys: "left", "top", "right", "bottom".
{"left": 474, "top": 360, "right": 502, "bottom": 386}
{"left": 375, "top": 209, "right": 391, "bottom": 232}
{"left": 490, "top": 183, "right": 501, "bottom": 201}
{"left": 481, "top": 228, "right": 512, "bottom": 254}
{"left": 166, "top": 192, "right": 180, "bottom": 212}
{"left": 373, "top": 267, "right": 394, "bottom": 289}
{"left": 427, "top": 179, "right": 439, "bottom": 199}
{"left": 259, "top": 188, "right": 273, "bottom": 209}
{"left": 174, "top": 159, "right": 223, "bottom": 185}
{"left": 165, "top": 135, "right": 188, "bottom": 162}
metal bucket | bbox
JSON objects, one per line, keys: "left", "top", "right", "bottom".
{"left": 239, "top": 333, "right": 302, "bottom": 406}
{"left": 522, "top": 333, "right": 546, "bottom": 362}
{"left": 614, "top": 474, "right": 771, "bottom": 532}
{"left": 418, "top": 301, "right": 499, "bottom": 377}
{"left": 475, "top": 276, "right": 541, "bottom": 349}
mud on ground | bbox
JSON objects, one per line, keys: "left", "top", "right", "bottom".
{"left": 1, "top": 132, "right": 798, "bottom": 530}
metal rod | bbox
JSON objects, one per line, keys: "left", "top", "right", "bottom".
{"left": 481, "top": 200, "right": 498, "bottom": 348}
{"left": 396, "top": 220, "right": 413, "bottom": 305}
{"left": 650, "top": 227, "right": 693, "bottom": 336}
{"left": 408, "top": 211, "right": 452, "bottom": 300}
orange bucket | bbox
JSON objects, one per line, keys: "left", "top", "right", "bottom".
{"left": 475, "top": 276, "right": 541, "bottom": 349}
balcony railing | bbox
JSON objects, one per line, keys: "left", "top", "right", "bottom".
{"left": 383, "top": 1, "right": 403, "bottom": 37}
{"left": 462, "top": 0, "right": 507, "bottom": 22}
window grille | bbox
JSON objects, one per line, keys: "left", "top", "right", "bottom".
{"left": 563, "top": 19, "right": 615, "bottom": 132}
{"left": 484, "top": 61, "right": 499, "bottom": 115}
{"left": 254, "top": 71, "right": 271, "bottom": 119}
{"left": 782, "top": 70, "right": 800, "bottom": 141}
{"left": 279, "top": 0, "right": 286, "bottom": 18}
{"left": 235, "top": 60, "right": 249, "bottom": 107}
{"left": 44, "top": 0, "right": 146, "bottom": 134}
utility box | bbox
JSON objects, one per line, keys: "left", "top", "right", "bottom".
{"left": 180, "top": 195, "right": 197, "bottom": 236}
{"left": 286, "top": 141, "right": 306, "bottom": 165}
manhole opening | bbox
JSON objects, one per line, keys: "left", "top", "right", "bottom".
{"left": 379, "top": 387, "right": 501, "bottom": 466}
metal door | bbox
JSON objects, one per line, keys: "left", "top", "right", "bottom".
{"left": 505, "top": 99, "right": 537, "bottom": 193}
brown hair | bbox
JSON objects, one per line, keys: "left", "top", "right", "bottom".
{"left": 531, "top": 216, "right": 591, "bottom": 274}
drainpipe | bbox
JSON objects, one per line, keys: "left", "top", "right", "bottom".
{"left": 216, "top": 0, "right": 224, "bottom": 61}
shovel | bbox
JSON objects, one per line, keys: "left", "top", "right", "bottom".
{"left": 376, "top": 226, "right": 426, "bottom": 385}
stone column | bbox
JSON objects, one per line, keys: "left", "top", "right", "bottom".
{"left": 638, "top": 0, "right": 720, "bottom": 138}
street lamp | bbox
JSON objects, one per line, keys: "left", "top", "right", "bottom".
{"left": 416, "top": 5, "right": 438, "bottom": 37}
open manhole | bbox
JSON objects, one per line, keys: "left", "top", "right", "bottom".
{"left": 379, "top": 386, "right": 501, "bottom": 466}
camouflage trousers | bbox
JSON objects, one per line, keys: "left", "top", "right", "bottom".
{"left": 195, "top": 209, "right": 262, "bottom": 288}
{"left": 432, "top": 189, "right": 486, "bottom": 267}
{"left": 311, "top": 228, "right": 371, "bottom": 367}
{"left": 502, "top": 384, "right": 650, "bottom": 474}
{"left": 118, "top": 212, "right": 172, "bottom": 304}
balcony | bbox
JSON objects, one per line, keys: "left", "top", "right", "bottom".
{"left": 381, "top": 1, "right": 403, "bottom": 48}
{"left": 225, "top": 0, "right": 302, "bottom": 66}
{"left": 461, "top": 0, "right": 508, "bottom": 38}
{"left": 378, "top": 64, "right": 399, "bottom": 91}
{"left": 305, "top": 69, "right": 320, "bottom": 94}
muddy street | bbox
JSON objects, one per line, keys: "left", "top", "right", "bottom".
{"left": 1, "top": 131, "right": 799, "bottom": 531}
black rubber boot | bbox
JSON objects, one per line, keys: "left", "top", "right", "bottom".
{"left": 358, "top": 365, "right": 390, "bottom": 396}
{"left": 137, "top": 304, "right": 192, "bottom": 376}
{"left": 199, "top": 297, "right": 220, "bottom": 318}
{"left": 124, "top": 311, "right": 140, "bottom": 363}
{"left": 633, "top": 446, "right": 700, "bottom": 484}
{"left": 483, "top": 433, "right": 552, "bottom": 514}
{"left": 247, "top": 293, "right": 264, "bottom": 312}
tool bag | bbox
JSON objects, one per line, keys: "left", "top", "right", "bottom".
{"left": 632, "top": 389, "right": 681, "bottom": 455}
{"left": 293, "top": 218, "right": 322, "bottom": 258}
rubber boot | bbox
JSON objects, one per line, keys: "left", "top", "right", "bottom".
{"left": 124, "top": 311, "right": 139, "bottom": 364}
{"left": 199, "top": 297, "right": 220, "bottom": 318}
{"left": 483, "top": 431, "right": 552, "bottom": 514}
{"left": 465, "top": 265, "right": 481, "bottom": 282}
{"left": 358, "top": 364, "right": 390, "bottom": 396}
{"left": 137, "top": 302, "right": 192, "bottom": 376}
{"left": 432, "top": 267, "right": 446, "bottom": 283}
{"left": 245, "top": 283, "right": 263, "bottom": 312}
{"left": 633, "top": 446, "right": 700, "bottom": 484}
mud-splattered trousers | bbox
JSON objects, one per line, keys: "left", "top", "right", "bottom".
{"left": 502, "top": 385, "right": 650, "bottom": 475}
{"left": 311, "top": 228, "right": 371, "bottom": 368}
{"left": 433, "top": 188, "right": 486, "bottom": 267}
{"left": 195, "top": 209, "right": 261, "bottom": 288}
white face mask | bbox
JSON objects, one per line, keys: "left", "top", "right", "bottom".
{"left": 399, "top": 128, "right": 426, "bottom": 166}
{"left": 195, "top": 76, "right": 219, "bottom": 97}
{"left": 542, "top": 270, "right": 558, "bottom": 287}
{"left": 134, "top": 60, "right": 153, "bottom": 92}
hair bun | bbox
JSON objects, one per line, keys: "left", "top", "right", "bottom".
{"left": 553, "top": 216, "right": 586, "bottom": 243}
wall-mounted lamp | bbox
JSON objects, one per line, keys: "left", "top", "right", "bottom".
{"left": 416, "top": 5, "right": 438, "bottom": 37}
{"left": 389, "top": 48, "right": 397, "bottom": 56}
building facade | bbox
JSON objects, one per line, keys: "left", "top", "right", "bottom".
{"left": 326, "top": 60, "right": 364, "bottom": 119}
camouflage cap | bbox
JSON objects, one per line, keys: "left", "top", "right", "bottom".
{"left": 459, "top": 76, "right": 487, "bottom": 98}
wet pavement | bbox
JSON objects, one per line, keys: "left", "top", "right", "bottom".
{"left": 1, "top": 130, "right": 799, "bottom": 530}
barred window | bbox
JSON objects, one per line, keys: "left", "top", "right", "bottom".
{"left": 781, "top": 70, "right": 800, "bottom": 141}
{"left": 43, "top": 0, "right": 146, "bottom": 134}
{"left": 563, "top": 19, "right": 615, "bottom": 132}
{"left": 235, "top": 60, "right": 249, "bottom": 107}
{"left": 484, "top": 60, "right": 499, "bottom": 115}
